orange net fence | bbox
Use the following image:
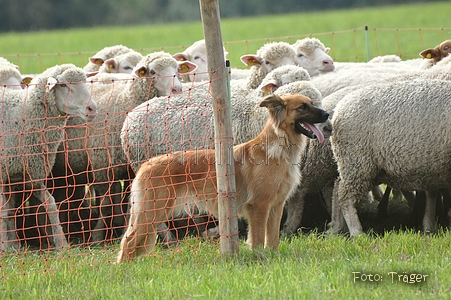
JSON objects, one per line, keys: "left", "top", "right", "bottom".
{"left": 0, "top": 26, "right": 449, "bottom": 271}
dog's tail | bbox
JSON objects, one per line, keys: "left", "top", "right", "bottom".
{"left": 116, "top": 177, "right": 161, "bottom": 262}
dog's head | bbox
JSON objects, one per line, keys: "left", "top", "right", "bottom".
{"left": 260, "top": 93, "right": 329, "bottom": 143}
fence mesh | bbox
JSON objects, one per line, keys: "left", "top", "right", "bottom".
{"left": 0, "top": 26, "right": 450, "bottom": 273}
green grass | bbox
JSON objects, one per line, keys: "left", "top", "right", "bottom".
{"left": 1, "top": 2, "right": 451, "bottom": 298}
{"left": 1, "top": 231, "right": 451, "bottom": 299}
{"left": 0, "top": 1, "right": 450, "bottom": 73}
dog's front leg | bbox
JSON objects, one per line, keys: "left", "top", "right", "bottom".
{"left": 244, "top": 201, "right": 269, "bottom": 249}
{"left": 265, "top": 202, "right": 285, "bottom": 250}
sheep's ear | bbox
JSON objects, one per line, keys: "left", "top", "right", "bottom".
{"left": 104, "top": 58, "right": 117, "bottom": 72}
{"left": 324, "top": 47, "right": 331, "bottom": 54}
{"left": 173, "top": 53, "right": 189, "bottom": 62}
{"left": 90, "top": 57, "right": 105, "bottom": 65}
{"left": 21, "top": 76, "right": 33, "bottom": 85}
{"left": 240, "top": 55, "right": 262, "bottom": 67}
{"left": 178, "top": 61, "right": 197, "bottom": 74}
{"left": 259, "top": 80, "right": 279, "bottom": 95}
{"left": 46, "top": 77, "right": 58, "bottom": 92}
{"left": 420, "top": 48, "right": 440, "bottom": 59}
{"left": 260, "top": 94, "right": 286, "bottom": 124}
{"left": 86, "top": 71, "right": 98, "bottom": 78}
{"left": 135, "top": 66, "right": 148, "bottom": 77}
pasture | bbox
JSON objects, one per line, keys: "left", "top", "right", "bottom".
{"left": 1, "top": 1, "right": 451, "bottom": 299}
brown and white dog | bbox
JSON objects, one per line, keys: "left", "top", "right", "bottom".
{"left": 117, "top": 93, "right": 329, "bottom": 262}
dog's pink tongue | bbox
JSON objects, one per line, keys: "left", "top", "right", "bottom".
{"left": 303, "top": 122, "right": 325, "bottom": 143}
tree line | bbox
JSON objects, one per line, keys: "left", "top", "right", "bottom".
{"left": 0, "top": 0, "right": 430, "bottom": 33}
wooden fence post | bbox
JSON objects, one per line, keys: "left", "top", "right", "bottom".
{"left": 198, "top": 0, "right": 239, "bottom": 255}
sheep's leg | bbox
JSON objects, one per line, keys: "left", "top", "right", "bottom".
{"left": 35, "top": 188, "right": 67, "bottom": 249}
{"left": 371, "top": 185, "right": 385, "bottom": 202}
{"left": 1, "top": 191, "right": 20, "bottom": 251}
{"left": 423, "top": 191, "right": 438, "bottom": 233}
{"left": 281, "top": 185, "right": 306, "bottom": 236}
{"left": 327, "top": 178, "right": 347, "bottom": 234}
{"left": 336, "top": 177, "right": 364, "bottom": 237}
{"left": 265, "top": 201, "right": 285, "bottom": 250}
{"left": 377, "top": 186, "right": 391, "bottom": 217}
{"left": 91, "top": 181, "right": 123, "bottom": 242}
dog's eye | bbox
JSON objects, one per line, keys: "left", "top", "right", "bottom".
{"left": 297, "top": 104, "right": 308, "bottom": 111}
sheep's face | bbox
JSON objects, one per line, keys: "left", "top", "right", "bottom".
{"left": 134, "top": 58, "right": 182, "bottom": 96}
{"left": 172, "top": 39, "right": 228, "bottom": 83}
{"left": 102, "top": 52, "right": 143, "bottom": 74}
{"left": 293, "top": 47, "right": 335, "bottom": 77}
{"left": 52, "top": 79, "right": 98, "bottom": 121}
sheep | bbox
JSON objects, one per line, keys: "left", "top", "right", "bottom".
{"left": 239, "top": 41, "right": 297, "bottom": 89}
{"left": 329, "top": 79, "right": 451, "bottom": 237}
{"left": 97, "top": 50, "right": 143, "bottom": 74}
{"left": 419, "top": 39, "right": 451, "bottom": 68}
{"left": 49, "top": 51, "right": 197, "bottom": 243}
{"left": 83, "top": 44, "right": 135, "bottom": 72}
{"left": 368, "top": 55, "right": 402, "bottom": 63}
{"left": 0, "top": 64, "right": 23, "bottom": 90}
{"left": 291, "top": 37, "right": 335, "bottom": 77}
{"left": 0, "top": 64, "right": 98, "bottom": 251}
{"left": 122, "top": 65, "right": 325, "bottom": 172}
{"left": 173, "top": 39, "right": 228, "bottom": 83}
{"left": 281, "top": 86, "right": 384, "bottom": 236}
{"left": 311, "top": 61, "right": 418, "bottom": 97}
{"left": 257, "top": 64, "right": 311, "bottom": 95}
{"left": 282, "top": 56, "right": 451, "bottom": 236}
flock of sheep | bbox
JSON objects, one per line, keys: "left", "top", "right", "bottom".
{"left": 0, "top": 36, "right": 450, "bottom": 252}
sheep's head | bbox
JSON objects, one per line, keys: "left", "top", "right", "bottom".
{"left": 33, "top": 64, "right": 98, "bottom": 121}
{"left": 100, "top": 51, "right": 143, "bottom": 74}
{"left": 173, "top": 39, "right": 228, "bottom": 82}
{"left": 420, "top": 40, "right": 451, "bottom": 64}
{"left": 258, "top": 65, "right": 311, "bottom": 95}
{"left": 133, "top": 52, "right": 196, "bottom": 96}
{"left": 241, "top": 42, "right": 296, "bottom": 73}
{"left": 292, "top": 38, "right": 335, "bottom": 76}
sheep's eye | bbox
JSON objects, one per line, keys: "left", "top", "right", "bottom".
{"left": 298, "top": 53, "right": 304, "bottom": 57}
{"left": 123, "top": 66, "right": 133, "bottom": 70}
{"left": 264, "top": 61, "right": 271, "bottom": 65}
{"left": 194, "top": 56, "right": 200, "bottom": 60}
{"left": 444, "top": 46, "right": 450, "bottom": 51}
{"left": 149, "top": 70, "right": 156, "bottom": 75}
{"left": 59, "top": 83, "right": 67, "bottom": 88}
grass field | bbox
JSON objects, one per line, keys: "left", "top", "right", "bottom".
{"left": 1, "top": 229, "right": 451, "bottom": 299}
{"left": 1, "top": 2, "right": 451, "bottom": 299}
{"left": 0, "top": 1, "right": 450, "bottom": 73}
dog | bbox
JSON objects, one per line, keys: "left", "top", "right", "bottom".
{"left": 117, "top": 93, "right": 329, "bottom": 262}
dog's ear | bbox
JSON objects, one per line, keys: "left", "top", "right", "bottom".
{"left": 260, "top": 94, "right": 286, "bottom": 125}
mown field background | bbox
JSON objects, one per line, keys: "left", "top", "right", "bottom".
{"left": 1, "top": 1, "right": 451, "bottom": 299}
{"left": 0, "top": 1, "right": 450, "bottom": 74}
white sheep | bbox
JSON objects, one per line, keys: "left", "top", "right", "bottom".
{"left": 97, "top": 50, "right": 143, "bottom": 74}
{"left": 50, "top": 52, "right": 196, "bottom": 243}
{"left": 0, "top": 64, "right": 98, "bottom": 251}
{"left": 0, "top": 64, "right": 23, "bottom": 90}
{"left": 329, "top": 79, "right": 451, "bottom": 236}
{"left": 173, "top": 39, "right": 228, "bottom": 82}
{"left": 239, "top": 41, "right": 297, "bottom": 89}
{"left": 122, "top": 65, "right": 326, "bottom": 172}
{"left": 311, "top": 61, "right": 418, "bottom": 97}
{"left": 83, "top": 44, "right": 135, "bottom": 72}
{"left": 291, "top": 37, "right": 335, "bottom": 77}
